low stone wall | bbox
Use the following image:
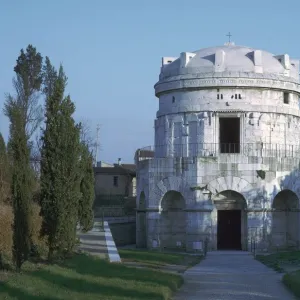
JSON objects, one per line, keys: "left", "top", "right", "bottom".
{"left": 109, "top": 222, "right": 136, "bottom": 246}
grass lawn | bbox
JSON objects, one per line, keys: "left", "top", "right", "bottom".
{"left": 282, "top": 270, "right": 300, "bottom": 298}
{"left": 0, "top": 253, "right": 184, "bottom": 300}
{"left": 256, "top": 251, "right": 300, "bottom": 298}
{"left": 256, "top": 251, "right": 300, "bottom": 273}
{"left": 119, "top": 249, "right": 203, "bottom": 270}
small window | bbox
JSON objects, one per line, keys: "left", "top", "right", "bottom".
{"left": 284, "top": 92, "right": 289, "bottom": 104}
{"left": 167, "top": 60, "right": 172, "bottom": 63}
{"left": 217, "top": 94, "right": 219, "bottom": 99}
{"left": 172, "top": 96, "right": 175, "bottom": 103}
{"left": 235, "top": 94, "right": 237, "bottom": 99}
{"left": 113, "top": 176, "right": 118, "bottom": 187}
{"left": 221, "top": 94, "right": 223, "bottom": 99}
{"left": 239, "top": 94, "right": 242, "bottom": 99}
{"left": 217, "top": 88, "right": 220, "bottom": 92}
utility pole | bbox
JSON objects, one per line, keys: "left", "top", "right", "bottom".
{"left": 94, "top": 124, "right": 101, "bottom": 166}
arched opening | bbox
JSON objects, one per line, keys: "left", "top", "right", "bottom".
{"left": 160, "top": 190, "right": 186, "bottom": 250}
{"left": 213, "top": 190, "right": 247, "bottom": 250}
{"left": 272, "top": 190, "right": 299, "bottom": 249}
{"left": 136, "top": 191, "right": 147, "bottom": 248}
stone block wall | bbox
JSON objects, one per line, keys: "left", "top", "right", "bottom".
{"left": 109, "top": 222, "right": 136, "bottom": 246}
{"left": 136, "top": 155, "right": 300, "bottom": 252}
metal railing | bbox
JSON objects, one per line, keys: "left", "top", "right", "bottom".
{"left": 137, "top": 143, "right": 300, "bottom": 159}
{"left": 250, "top": 236, "right": 257, "bottom": 257}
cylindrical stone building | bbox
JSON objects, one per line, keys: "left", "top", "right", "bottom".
{"left": 136, "top": 43, "right": 300, "bottom": 252}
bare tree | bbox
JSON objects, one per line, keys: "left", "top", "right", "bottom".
{"left": 6, "top": 45, "right": 44, "bottom": 140}
{"left": 78, "top": 119, "right": 99, "bottom": 155}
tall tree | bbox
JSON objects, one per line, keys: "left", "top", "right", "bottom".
{"left": 59, "top": 96, "right": 81, "bottom": 252}
{"left": 4, "top": 99, "right": 31, "bottom": 271}
{"left": 42, "top": 56, "right": 58, "bottom": 100}
{"left": 12, "top": 44, "right": 43, "bottom": 138}
{"left": 78, "top": 142, "right": 95, "bottom": 232}
{"left": 2, "top": 44, "right": 43, "bottom": 270}
{"left": 40, "top": 65, "right": 81, "bottom": 259}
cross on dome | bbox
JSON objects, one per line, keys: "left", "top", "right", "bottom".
{"left": 225, "top": 32, "right": 235, "bottom": 46}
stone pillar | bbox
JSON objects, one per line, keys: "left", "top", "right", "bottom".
{"left": 146, "top": 211, "right": 161, "bottom": 250}
{"left": 247, "top": 209, "right": 265, "bottom": 251}
{"left": 182, "top": 136, "right": 189, "bottom": 157}
{"left": 186, "top": 188, "right": 213, "bottom": 253}
{"left": 185, "top": 209, "right": 213, "bottom": 252}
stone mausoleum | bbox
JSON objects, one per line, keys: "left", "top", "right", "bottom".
{"left": 135, "top": 42, "right": 300, "bottom": 252}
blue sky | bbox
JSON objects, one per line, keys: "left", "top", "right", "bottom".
{"left": 0, "top": 0, "right": 299, "bottom": 163}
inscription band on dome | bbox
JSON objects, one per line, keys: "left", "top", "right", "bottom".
{"left": 155, "top": 77, "right": 300, "bottom": 95}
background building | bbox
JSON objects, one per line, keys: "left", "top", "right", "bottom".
{"left": 136, "top": 43, "right": 300, "bottom": 252}
{"left": 94, "top": 159, "right": 136, "bottom": 217}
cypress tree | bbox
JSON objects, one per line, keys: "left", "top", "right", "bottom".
{"left": 58, "top": 95, "right": 81, "bottom": 253}
{"left": 4, "top": 101, "right": 31, "bottom": 271}
{"left": 40, "top": 65, "right": 81, "bottom": 259}
{"left": 78, "top": 142, "right": 95, "bottom": 232}
{"left": 40, "top": 67, "right": 65, "bottom": 260}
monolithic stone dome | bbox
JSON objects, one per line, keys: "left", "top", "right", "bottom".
{"left": 159, "top": 44, "right": 299, "bottom": 79}
{"left": 155, "top": 43, "right": 300, "bottom": 97}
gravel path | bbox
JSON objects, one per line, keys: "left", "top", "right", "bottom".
{"left": 173, "top": 251, "right": 296, "bottom": 300}
{"left": 76, "top": 222, "right": 108, "bottom": 259}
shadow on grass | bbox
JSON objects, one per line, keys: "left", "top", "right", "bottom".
{"left": 256, "top": 251, "right": 300, "bottom": 273}
{"left": 283, "top": 270, "right": 300, "bottom": 298}
{"left": 119, "top": 249, "right": 189, "bottom": 264}
{"left": 0, "top": 284, "right": 58, "bottom": 300}
{"left": 29, "top": 269, "right": 163, "bottom": 299}
{"left": 59, "top": 254, "right": 182, "bottom": 291}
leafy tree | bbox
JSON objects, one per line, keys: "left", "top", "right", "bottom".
{"left": 4, "top": 100, "right": 31, "bottom": 272}
{"left": 40, "top": 65, "right": 81, "bottom": 259}
{"left": 78, "top": 142, "right": 95, "bottom": 232}
{"left": 12, "top": 44, "right": 43, "bottom": 138}
{"left": 2, "top": 44, "right": 43, "bottom": 270}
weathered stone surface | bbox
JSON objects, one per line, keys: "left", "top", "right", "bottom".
{"left": 136, "top": 44, "right": 300, "bottom": 252}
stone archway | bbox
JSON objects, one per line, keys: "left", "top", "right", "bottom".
{"left": 136, "top": 191, "right": 147, "bottom": 248}
{"left": 272, "top": 189, "right": 299, "bottom": 249}
{"left": 212, "top": 190, "right": 247, "bottom": 250}
{"left": 159, "top": 190, "right": 186, "bottom": 250}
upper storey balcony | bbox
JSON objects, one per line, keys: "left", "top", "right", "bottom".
{"left": 135, "top": 143, "right": 300, "bottom": 161}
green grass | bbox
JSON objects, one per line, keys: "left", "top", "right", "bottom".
{"left": 256, "top": 251, "right": 300, "bottom": 273}
{"left": 0, "top": 253, "right": 183, "bottom": 300}
{"left": 119, "top": 249, "right": 203, "bottom": 269}
{"left": 283, "top": 270, "right": 300, "bottom": 298}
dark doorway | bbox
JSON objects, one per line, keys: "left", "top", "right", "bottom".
{"left": 219, "top": 117, "right": 240, "bottom": 153}
{"left": 217, "top": 210, "right": 241, "bottom": 250}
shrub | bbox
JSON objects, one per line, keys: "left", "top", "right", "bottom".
{"left": 0, "top": 205, "right": 13, "bottom": 259}
{"left": 0, "top": 202, "right": 47, "bottom": 262}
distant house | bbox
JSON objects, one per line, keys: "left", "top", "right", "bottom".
{"left": 93, "top": 159, "right": 136, "bottom": 209}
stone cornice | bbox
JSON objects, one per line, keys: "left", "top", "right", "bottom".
{"left": 155, "top": 76, "right": 300, "bottom": 96}
{"left": 156, "top": 107, "right": 300, "bottom": 118}
{"left": 246, "top": 208, "right": 300, "bottom": 212}
{"left": 184, "top": 208, "right": 213, "bottom": 212}
{"left": 136, "top": 208, "right": 300, "bottom": 213}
